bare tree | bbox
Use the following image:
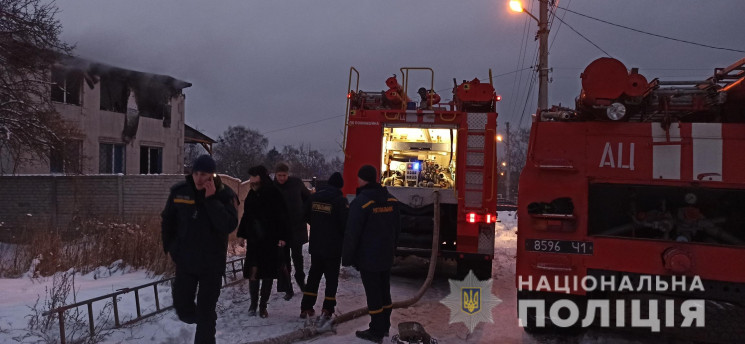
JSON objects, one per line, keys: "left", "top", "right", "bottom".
{"left": 0, "top": 0, "right": 77, "bottom": 174}
{"left": 281, "top": 144, "right": 329, "bottom": 179}
{"left": 183, "top": 143, "right": 207, "bottom": 173}
{"left": 213, "top": 126, "right": 268, "bottom": 180}
{"left": 504, "top": 127, "right": 530, "bottom": 198}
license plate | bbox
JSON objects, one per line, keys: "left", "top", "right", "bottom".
{"left": 526, "top": 239, "right": 594, "bottom": 255}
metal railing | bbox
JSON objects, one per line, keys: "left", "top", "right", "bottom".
{"left": 43, "top": 257, "right": 245, "bottom": 344}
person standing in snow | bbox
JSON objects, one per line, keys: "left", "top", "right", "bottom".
{"left": 300, "top": 172, "right": 348, "bottom": 321}
{"left": 161, "top": 154, "right": 239, "bottom": 344}
{"left": 273, "top": 162, "right": 311, "bottom": 300}
{"left": 237, "top": 165, "right": 290, "bottom": 318}
{"left": 343, "top": 165, "right": 401, "bottom": 343}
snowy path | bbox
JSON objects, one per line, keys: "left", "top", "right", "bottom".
{"left": 0, "top": 212, "right": 693, "bottom": 343}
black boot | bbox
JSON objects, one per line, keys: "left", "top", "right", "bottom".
{"left": 382, "top": 307, "right": 392, "bottom": 336}
{"left": 259, "top": 279, "right": 272, "bottom": 317}
{"left": 355, "top": 328, "right": 383, "bottom": 343}
{"left": 248, "top": 280, "right": 259, "bottom": 316}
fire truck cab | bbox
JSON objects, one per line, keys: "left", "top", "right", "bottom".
{"left": 517, "top": 57, "right": 745, "bottom": 339}
{"left": 342, "top": 67, "right": 500, "bottom": 280}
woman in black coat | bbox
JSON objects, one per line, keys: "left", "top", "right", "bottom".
{"left": 237, "top": 165, "right": 290, "bottom": 318}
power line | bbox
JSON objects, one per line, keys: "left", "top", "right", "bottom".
{"left": 507, "top": 1, "right": 533, "bottom": 123}
{"left": 548, "top": 0, "right": 573, "bottom": 52}
{"left": 518, "top": 53, "right": 539, "bottom": 128}
{"left": 263, "top": 114, "right": 344, "bottom": 134}
{"left": 434, "top": 66, "right": 534, "bottom": 94}
{"left": 264, "top": 66, "right": 537, "bottom": 135}
{"left": 549, "top": 6, "right": 612, "bottom": 57}
{"left": 557, "top": 6, "right": 745, "bottom": 54}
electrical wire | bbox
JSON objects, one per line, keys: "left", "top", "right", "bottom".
{"left": 433, "top": 66, "right": 533, "bottom": 94}
{"left": 507, "top": 3, "right": 534, "bottom": 124}
{"left": 262, "top": 65, "right": 535, "bottom": 135}
{"left": 549, "top": 5, "right": 612, "bottom": 57}
{"left": 263, "top": 114, "right": 344, "bottom": 134}
{"left": 548, "top": 0, "right": 572, "bottom": 51}
{"left": 556, "top": 5, "right": 745, "bottom": 54}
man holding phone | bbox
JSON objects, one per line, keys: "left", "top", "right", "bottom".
{"left": 162, "top": 154, "right": 238, "bottom": 344}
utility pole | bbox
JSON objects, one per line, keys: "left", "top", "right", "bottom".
{"left": 537, "top": 0, "right": 549, "bottom": 112}
{"left": 505, "top": 122, "right": 511, "bottom": 201}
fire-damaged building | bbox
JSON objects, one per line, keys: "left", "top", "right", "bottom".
{"left": 5, "top": 55, "right": 214, "bottom": 175}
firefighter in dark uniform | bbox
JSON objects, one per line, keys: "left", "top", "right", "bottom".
{"left": 300, "top": 172, "right": 348, "bottom": 320}
{"left": 343, "top": 165, "right": 401, "bottom": 343}
{"left": 161, "top": 155, "right": 238, "bottom": 344}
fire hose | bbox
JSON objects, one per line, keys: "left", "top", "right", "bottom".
{"left": 246, "top": 190, "right": 442, "bottom": 344}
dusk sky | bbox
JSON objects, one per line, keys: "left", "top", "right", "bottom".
{"left": 55, "top": 0, "right": 745, "bottom": 157}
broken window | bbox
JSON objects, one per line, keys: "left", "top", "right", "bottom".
{"left": 51, "top": 67, "right": 81, "bottom": 105}
{"left": 140, "top": 146, "right": 162, "bottom": 174}
{"left": 134, "top": 81, "right": 171, "bottom": 122}
{"left": 50, "top": 140, "right": 82, "bottom": 174}
{"left": 99, "top": 75, "right": 129, "bottom": 113}
{"left": 99, "top": 143, "right": 126, "bottom": 174}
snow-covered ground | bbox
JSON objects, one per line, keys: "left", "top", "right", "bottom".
{"left": 0, "top": 212, "right": 694, "bottom": 344}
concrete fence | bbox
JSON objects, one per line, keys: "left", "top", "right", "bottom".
{"left": 0, "top": 175, "right": 186, "bottom": 240}
{"left": 0, "top": 174, "right": 320, "bottom": 241}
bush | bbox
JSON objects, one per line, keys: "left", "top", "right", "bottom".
{"left": 0, "top": 217, "right": 173, "bottom": 277}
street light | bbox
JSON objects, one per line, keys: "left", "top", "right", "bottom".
{"left": 509, "top": 0, "right": 538, "bottom": 22}
{"left": 501, "top": 161, "right": 507, "bottom": 167}
{"left": 508, "top": 0, "right": 549, "bottom": 112}
{"left": 497, "top": 134, "right": 503, "bottom": 142}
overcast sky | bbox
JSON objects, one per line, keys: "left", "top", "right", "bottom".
{"left": 54, "top": 0, "right": 745, "bottom": 157}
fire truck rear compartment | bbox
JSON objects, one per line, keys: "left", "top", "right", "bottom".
{"left": 380, "top": 126, "right": 460, "bottom": 250}
{"left": 588, "top": 183, "right": 745, "bottom": 246}
{"left": 381, "top": 127, "right": 457, "bottom": 189}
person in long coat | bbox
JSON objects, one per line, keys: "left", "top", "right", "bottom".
{"left": 237, "top": 165, "right": 290, "bottom": 318}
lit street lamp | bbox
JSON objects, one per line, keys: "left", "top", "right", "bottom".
{"left": 497, "top": 134, "right": 503, "bottom": 142}
{"left": 509, "top": 0, "right": 538, "bottom": 22}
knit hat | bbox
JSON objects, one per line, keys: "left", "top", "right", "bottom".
{"left": 357, "top": 165, "right": 377, "bottom": 183}
{"left": 328, "top": 172, "right": 344, "bottom": 188}
{"left": 192, "top": 155, "right": 216, "bottom": 173}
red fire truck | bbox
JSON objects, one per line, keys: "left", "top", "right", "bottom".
{"left": 342, "top": 67, "right": 500, "bottom": 279}
{"left": 516, "top": 57, "right": 745, "bottom": 340}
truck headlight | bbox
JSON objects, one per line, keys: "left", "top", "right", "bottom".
{"left": 606, "top": 103, "right": 626, "bottom": 121}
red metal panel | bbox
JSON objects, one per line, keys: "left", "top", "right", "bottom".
{"left": 342, "top": 110, "right": 383, "bottom": 196}
{"left": 517, "top": 120, "right": 745, "bottom": 294}
{"left": 722, "top": 124, "right": 745, "bottom": 184}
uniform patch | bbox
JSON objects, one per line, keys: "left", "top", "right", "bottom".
{"left": 312, "top": 202, "right": 332, "bottom": 213}
{"left": 372, "top": 206, "right": 393, "bottom": 214}
{"left": 174, "top": 197, "right": 195, "bottom": 205}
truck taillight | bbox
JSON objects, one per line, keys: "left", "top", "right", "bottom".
{"left": 467, "top": 212, "right": 495, "bottom": 224}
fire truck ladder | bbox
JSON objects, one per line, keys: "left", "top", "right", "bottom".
{"left": 463, "top": 113, "right": 494, "bottom": 209}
